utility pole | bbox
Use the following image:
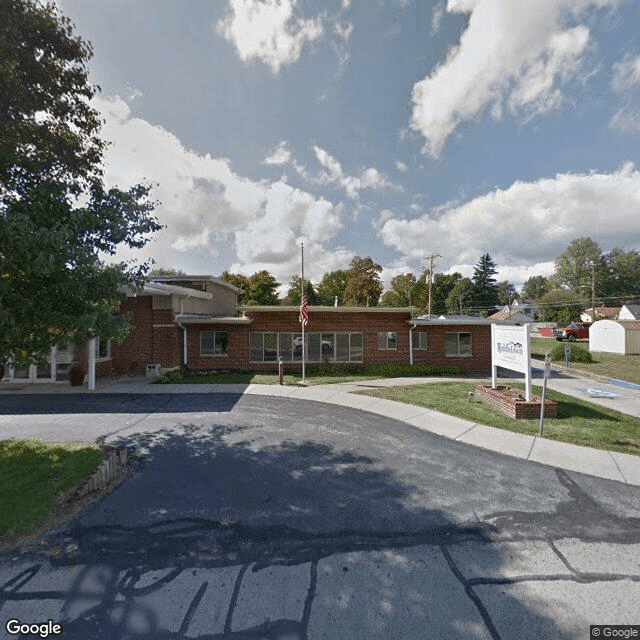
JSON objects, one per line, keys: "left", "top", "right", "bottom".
{"left": 425, "top": 253, "right": 442, "bottom": 318}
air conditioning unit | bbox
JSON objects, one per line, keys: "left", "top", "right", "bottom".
{"left": 146, "top": 363, "right": 161, "bottom": 377}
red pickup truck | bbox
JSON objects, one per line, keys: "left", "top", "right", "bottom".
{"left": 554, "top": 322, "right": 592, "bottom": 341}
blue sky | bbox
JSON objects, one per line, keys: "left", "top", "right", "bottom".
{"left": 58, "top": 0, "right": 640, "bottom": 291}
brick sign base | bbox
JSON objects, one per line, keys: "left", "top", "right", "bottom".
{"left": 475, "top": 384, "right": 558, "bottom": 420}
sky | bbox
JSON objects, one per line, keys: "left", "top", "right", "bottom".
{"left": 56, "top": 0, "right": 640, "bottom": 293}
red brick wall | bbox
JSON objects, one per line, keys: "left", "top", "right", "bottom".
{"left": 412, "top": 325, "right": 492, "bottom": 372}
{"left": 184, "top": 311, "right": 491, "bottom": 373}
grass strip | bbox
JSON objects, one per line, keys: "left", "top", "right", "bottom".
{"left": 0, "top": 439, "right": 102, "bottom": 535}
{"left": 357, "top": 382, "right": 640, "bottom": 456}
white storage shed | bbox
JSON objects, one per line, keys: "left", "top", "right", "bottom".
{"left": 589, "top": 320, "right": 640, "bottom": 355}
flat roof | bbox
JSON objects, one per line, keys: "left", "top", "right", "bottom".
{"left": 240, "top": 306, "right": 415, "bottom": 313}
{"left": 150, "top": 275, "right": 242, "bottom": 294}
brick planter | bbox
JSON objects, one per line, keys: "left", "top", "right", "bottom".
{"left": 474, "top": 384, "right": 557, "bottom": 419}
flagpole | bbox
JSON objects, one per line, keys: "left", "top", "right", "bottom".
{"left": 301, "top": 242, "right": 306, "bottom": 384}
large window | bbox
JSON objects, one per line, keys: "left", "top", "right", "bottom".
{"left": 250, "top": 332, "right": 362, "bottom": 362}
{"left": 412, "top": 331, "right": 428, "bottom": 350}
{"left": 94, "top": 338, "right": 111, "bottom": 360}
{"left": 378, "top": 331, "right": 397, "bottom": 350}
{"left": 201, "top": 331, "right": 228, "bottom": 356}
{"left": 445, "top": 332, "right": 472, "bottom": 357}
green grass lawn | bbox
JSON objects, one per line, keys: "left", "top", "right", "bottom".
{"left": 530, "top": 335, "right": 640, "bottom": 385}
{"left": 0, "top": 440, "right": 102, "bottom": 535}
{"left": 160, "top": 371, "right": 398, "bottom": 385}
{"left": 357, "top": 381, "right": 640, "bottom": 456}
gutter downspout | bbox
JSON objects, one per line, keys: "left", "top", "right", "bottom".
{"left": 409, "top": 322, "right": 414, "bottom": 366}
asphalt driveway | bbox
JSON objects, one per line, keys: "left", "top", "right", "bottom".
{"left": 1, "top": 393, "right": 639, "bottom": 639}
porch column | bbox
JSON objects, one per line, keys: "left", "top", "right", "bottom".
{"left": 88, "top": 337, "right": 96, "bottom": 391}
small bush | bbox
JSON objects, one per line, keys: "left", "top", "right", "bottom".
{"left": 156, "top": 369, "right": 185, "bottom": 384}
{"left": 549, "top": 342, "right": 594, "bottom": 364}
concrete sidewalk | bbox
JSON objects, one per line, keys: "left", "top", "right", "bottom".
{"left": 2, "top": 372, "right": 639, "bottom": 487}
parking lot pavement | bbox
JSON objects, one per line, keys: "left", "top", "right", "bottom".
{"left": 1, "top": 393, "right": 640, "bottom": 639}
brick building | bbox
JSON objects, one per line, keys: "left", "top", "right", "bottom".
{"left": 2, "top": 275, "right": 493, "bottom": 384}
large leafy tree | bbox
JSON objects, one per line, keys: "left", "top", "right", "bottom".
{"left": 521, "top": 275, "right": 550, "bottom": 302}
{"left": 0, "top": 0, "right": 161, "bottom": 366}
{"left": 470, "top": 253, "right": 499, "bottom": 309}
{"left": 281, "top": 276, "right": 316, "bottom": 306}
{"left": 426, "top": 272, "right": 462, "bottom": 315}
{"left": 496, "top": 281, "right": 519, "bottom": 306}
{"left": 553, "top": 237, "right": 603, "bottom": 292}
{"left": 343, "top": 256, "right": 383, "bottom": 306}
{"left": 244, "top": 270, "right": 280, "bottom": 305}
{"left": 538, "top": 289, "right": 588, "bottom": 324}
{"left": 380, "top": 273, "right": 417, "bottom": 307}
{"left": 601, "top": 247, "right": 640, "bottom": 300}
{"left": 445, "top": 277, "right": 474, "bottom": 315}
{"left": 316, "top": 270, "right": 347, "bottom": 306}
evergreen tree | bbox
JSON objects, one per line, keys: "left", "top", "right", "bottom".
{"left": 470, "top": 254, "right": 499, "bottom": 310}
{"left": 343, "top": 257, "right": 383, "bottom": 306}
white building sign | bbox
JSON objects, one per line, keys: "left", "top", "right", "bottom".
{"left": 491, "top": 324, "right": 532, "bottom": 401}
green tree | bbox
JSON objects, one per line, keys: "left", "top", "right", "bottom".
{"left": 470, "top": 254, "right": 500, "bottom": 310}
{"left": 220, "top": 271, "right": 249, "bottom": 299}
{"left": 149, "top": 267, "right": 186, "bottom": 276}
{"left": 521, "top": 275, "right": 550, "bottom": 302}
{"left": 281, "top": 276, "right": 316, "bottom": 306}
{"left": 601, "top": 247, "right": 640, "bottom": 300}
{"left": 343, "top": 257, "right": 383, "bottom": 306}
{"left": 425, "top": 272, "right": 462, "bottom": 315}
{"left": 496, "top": 281, "right": 519, "bottom": 306}
{"left": 380, "top": 273, "right": 417, "bottom": 307}
{"left": 0, "top": 0, "right": 161, "bottom": 366}
{"left": 445, "top": 278, "right": 474, "bottom": 315}
{"left": 538, "top": 289, "right": 587, "bottom": 324}
{"left": 553, "top": 237, "right": 603, "bottom": 292}
{"left": 244, "top": 270, "right": 280, "bottom": 305}
{"left": 316, "top": 270, "right": 347, "bottom": 306}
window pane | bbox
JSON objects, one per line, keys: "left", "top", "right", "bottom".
{"left": 292, "top": 333, "right": 303, "bottom": 361}
{"left": 321, "top": 333, "right": 335, "bottom": 361}
{"left": 264, "top": 333, "right": 278, "bottom": 361}
{"left": 414, "top": 332, "right": 427, "bottom": 349}
{"left": 201, "top": 332, "right": 215, "bottom": 355}
{"left": 459, "top": 332, "right": 472, "bottom": 355}
{"left": 378, "top": 332, "right": 387, "bottom": 349}
{"left": 445, "top": 333, "right": 458, "bottom": 356}
{"left": 215, "top": 332, "right": 228, "bottom": 355}
{"left": 308, "top": 333, "right": 321, "bottom": 362}
{"left": 279, "top": 333, "right": 292, "bottom": 361}
{"left": 250, "top": 333, "right": 263, "bottom": 361}
{"left": 336, "top": 333, "right": 349, "bottom": 361}
{"left": 387, "top": 332, "right": 397, "bottom": 349}
{"left": 350, "top": 333, "right": 363, "bottom": 362}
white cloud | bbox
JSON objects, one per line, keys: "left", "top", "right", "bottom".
{"left": 395, "top": 160, "right": 408, "bottom": 172}
{"left": 431, "top": 1, "right": 445, "bottom": 34}
{"left": 378, "top": 163, "right": 640, "bottom": 279}
{"left": 311, "top": 145, "right": 399, "bottom": 199}
{"left": 609, "top": 105, "right": 640, "bottom": 133}
{"left": 611, "top": 54, "right": 640, "bottom": 93}
{"left": 410, "top": 0, "right": 620, "bottom": 156}
{"left": 217, "top": 0, "right": 324, "bottom": 73}
{"left": 94, "top": 95, "right": 346, "bottom": 283}
{"left": 263, "top": 140, "right": 292, "bottom": 165}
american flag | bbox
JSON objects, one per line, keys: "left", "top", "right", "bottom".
{"left": 299, "top": 295, "right": 309, "bottom": 326}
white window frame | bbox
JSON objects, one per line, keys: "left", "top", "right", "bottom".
{"left": 95, "top": 338, "right": 111, "bottom": 361}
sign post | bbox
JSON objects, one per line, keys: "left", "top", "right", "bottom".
{"left": 491, "top": 324, "right": 532, "bottom": 401}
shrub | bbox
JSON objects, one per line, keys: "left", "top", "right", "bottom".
{"left": 156, "top": 369, "right": 185, "bottom": 384}
{"left": 549, "top": 343, "right": 594, "bottom": 364}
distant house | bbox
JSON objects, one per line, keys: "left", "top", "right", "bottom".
{"left": 489, "top": 301, "right": 537, "bottom": 325}
{"left": 580, "top": 306, "right": 622, "bottom": 323}
{"left": 619, "top": 304, "right": 640, "bottom": 320}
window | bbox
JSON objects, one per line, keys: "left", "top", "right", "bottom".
{"left": 445, "top": 332, "right": 472, "bottom": 357}
{"left": 94, "top": 338, "right": 111, "bottom": 360}
{"left": 412, "top": 331, "right": 428, "bottom": 350}
{"left": 378, "top": 332, "right": 397, "bottom": 350}
{"left": 200, "top": 331, "right": 228, "bottom": 356}
{"left": 249, "top": 332, "right": 362, "bottom": 362}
